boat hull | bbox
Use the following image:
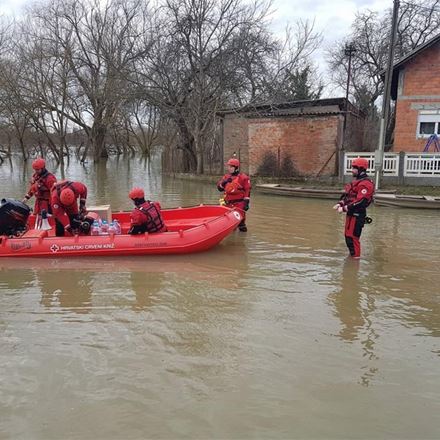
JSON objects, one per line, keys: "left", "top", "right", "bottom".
{"left": 256, "top": 184, "right": 397, "bottom": 200}
{"left": 374, "top": 194, "right": 440, "bottom": 209}
{"left": 256, "top": 184, "right": 341, "bottom": 199}
{"left": 0, "top": 205, "right": 242, "bottom": 257}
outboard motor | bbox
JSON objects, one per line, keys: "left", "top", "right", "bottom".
{"left": 0, "top": 198, "right": 31, "bottom": 236}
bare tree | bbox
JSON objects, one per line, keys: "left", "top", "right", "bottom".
{"left": 136, "top": 0, "right": 274, "bottom": 173}
{"left": 327, "top": 3, "right": 440, "bottom": 107}
{"left": 133, "top": 0, "right": 322, "bottom": 173}
{"left": 1, "top": 0, "right": 323, "bottom": 171}
{"left": 18, "top": 0, "right": 150, "bottom": 161}
{"left": 0, "top": 57, "right": 33, "bottom": 160}
{"left": 261, "top": 21, "right": 323, "bottom": 102}
{"left": 326, "top": 2, "right": 440, "bottom": 149}
{"left": 396, "top": 0, "right": 440, "bottom": 53}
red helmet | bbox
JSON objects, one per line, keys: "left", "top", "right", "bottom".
{"left": 129, "top": 187, "right": 145, "bottom": 199}
{"left": 227, "top": 158, "right": 240, "bottom": 168}
{"left": 32, "top": 158, "right": 46, "bottom": 170}
{"left": 352, "top": 158, "right": 369, "bottom": 170}
{"left": 60, "top": 188, "right": 75, "bottom": 205}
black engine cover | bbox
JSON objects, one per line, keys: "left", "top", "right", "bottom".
{"left": 0, "top": 198, "right": 31, "bottom": 235}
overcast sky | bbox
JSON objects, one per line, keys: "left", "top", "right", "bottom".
{"left": 0, "top": 0, "right": 391, "bottom": 33}
{"left": 0, "top": 0, "right": 391, "bottom": 95}
{"left": 270, "top": 0, "right": 390, "bottom": 94}
{"left": 0, "top": 0, "right": 27, "bottom": 15}
{"left": 271, "top": 0, "right": 389, "bottom": 38}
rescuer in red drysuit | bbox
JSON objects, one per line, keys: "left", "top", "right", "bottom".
{"left": 333, "top": 157, "right": 374, "bottom": 258}
{"left": 22, "top": 158, "right": 57, "bottom": 215}
{"left": 217, "top": 158, "right": 251, "bottom": 232}
{"left": 128, "top": 187, "right": 167, "bottom": 235}
{"left": 51, "top": 180, "right": 88, "bottom": 236}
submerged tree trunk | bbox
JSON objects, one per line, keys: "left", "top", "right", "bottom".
{"left": 91, "top": 123, "right": 108, "bottom": 161}
{"left": 195, "top": 137, "right": 204, "bottom": 175}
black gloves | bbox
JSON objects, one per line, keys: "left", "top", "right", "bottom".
{"left": 71, "top": 215, "right": 82, "bottom": 229}
{"left": 221, "top": 177, "right": 233, "bottom": 186}
{"left": 79, "top": 199, "right": 86, "bottom": 215}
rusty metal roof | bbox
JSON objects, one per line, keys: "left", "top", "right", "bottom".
{"left": 217, "top": 98, "right": 363, "bottom": 118}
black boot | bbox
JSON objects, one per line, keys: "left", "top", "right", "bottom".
{"left": 238, "top": 221, "right": 247, "bottom": 232}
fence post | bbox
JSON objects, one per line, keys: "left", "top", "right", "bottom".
{"left": 398, "top": 151, "right": 405, "bottom": 185}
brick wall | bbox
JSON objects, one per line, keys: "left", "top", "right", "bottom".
{"left": 247, "top": 115, "right": 341, "bottom": 176}
{"left": 222, "top": 115, "right": 250, "bottom": 173}
{"left": 221, "top": 101, "right": 365, "bottom": 177}
{"left": 344, "top": 111, "right": 366, "bottom": 152}
{"left": 394, "top": 41, "right": 440, "bottom": 152}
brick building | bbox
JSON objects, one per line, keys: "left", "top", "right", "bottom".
{"left": 391, "top": 34, "right": 440, "bottom": 152}
{"left": 217, "top": 98, "right": 365, "bottom": 177}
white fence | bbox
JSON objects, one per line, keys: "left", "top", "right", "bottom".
{"left": 344, "top": 153, "right": 399, "bottom": 176}
{"left": 345, "top": 152, "right": 440, "bottom": 177}
{"left": 404, "top": 154, "right": 440, "bottom": 176}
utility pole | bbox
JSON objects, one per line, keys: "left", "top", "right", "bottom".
{"left": 375, "top": 0, "right": 400, "bottom": 190}
{"left": 343, "top": 42, "right": 357, "bottom": 135}
{"left": 340, "top": 42, "right": 356, "bottom": 181}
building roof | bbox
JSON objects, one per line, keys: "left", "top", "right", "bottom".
{"left": 388, "top": 33, "right": 440, "bottom": 99}
{"left": 217, "top": 98, "right": 362, "bottom": 118}
{"left": 392, "top": 33, "right": 440, "bottom": 72}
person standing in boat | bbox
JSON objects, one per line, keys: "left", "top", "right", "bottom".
{"left": 22, "top": 158, "right": 57, "bottom": 217}
{"left": 51, "top": 180, "right": 88, "bottom": 236}
{"left": 217, "top": 157, "right": 251, "bottom": 232}
{"left": 128, "top": 187, "right": 167, "bottom": 234}
{"left": 333, "top": 158, "right": 374, "bottom": 259}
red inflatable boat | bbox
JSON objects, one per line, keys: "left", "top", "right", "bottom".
{"left": 0, "top": 205, "right": 242, "bottom": 257}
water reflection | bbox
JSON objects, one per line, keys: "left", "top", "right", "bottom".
{"left": 366, "top": 209, "right": 440, "bottom": 338}
{"left": 0, "top": 268, "right": 34, "bottom": 290}
{"left": 39, "top": 270, "right": 93, "bottom": 314}
{"left": 0, "top": 247, "right": 249, "bottom": 317}
{"left": 0, "top": 154, "right": 166, "bottom": 209}
{"left": 130, "top": 271, "right": 164, "bottom": 311}
{"left": 329, "top": 258, "right": 379, "bottom": 386}
{"left": 331, "top": 259, "right": 364, "bottom": 342}
{"left": 2, "top": 157, "right": 440, "bottom": 438}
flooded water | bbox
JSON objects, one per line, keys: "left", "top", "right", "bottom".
{"left": 1, "top": 156, "right": 439, "bottom": 439}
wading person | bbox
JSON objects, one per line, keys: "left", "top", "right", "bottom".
{"left": 128, "top": 187, "right": 167, "bottom": 235}
{"left": 333, "top": 158, "right": 374, "bottom": 259}
{"left": 51, "top": 180, "right": 88, "bottom": 236}
{"left": 22, "top": 158, "right": 57, "bottom": 218}
{"left": 217, "top": 158, "right": 251, "bottom": 232}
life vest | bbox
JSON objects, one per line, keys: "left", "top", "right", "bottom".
{"left": 224, "top": 175, "right": 245, "bottom": 201}
{"left": 343, "top": 177, "right": 374, "bottom": 207}
{"left": 31, "top": 170, "right": 55, "bottom": 200}
{"left": 136, "top": 201, "right": 166, "bottom": 233}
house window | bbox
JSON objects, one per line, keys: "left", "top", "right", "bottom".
{"left": 420, "top": 122, "right": 436, "bottom": 135}
{"left": 417, "top": 111, "right": 440, "bottom": 138}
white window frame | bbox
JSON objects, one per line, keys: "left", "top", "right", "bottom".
{"left": 417, "top": 110, "right": 440, "bottom": 138}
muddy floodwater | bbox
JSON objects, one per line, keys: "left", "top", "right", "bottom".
{"left": 1, "top": 157, "right": 439, "bottom": 439}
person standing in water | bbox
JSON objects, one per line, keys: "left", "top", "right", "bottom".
{"left": 217, "top": 158, "right": 251, "bottom": 232}
{"left": 333, "top": 158, "right": 374, "bottom": 259}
